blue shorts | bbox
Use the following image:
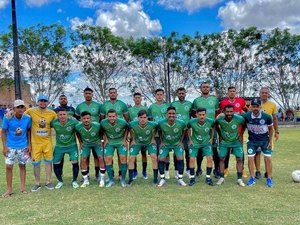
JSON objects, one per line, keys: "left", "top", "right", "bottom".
{"left": 247, "top": 141, "right": 272, "bottom": 157}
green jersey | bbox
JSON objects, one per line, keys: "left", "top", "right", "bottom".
{"left": 75, "top": 122, "right": 101, "bottom": 145}
{"left": 192, "top": 96, "right": 219, "bottom": 119}
{"left": 148, "top": 102, "right": 170, "bottom": 122}
{"left": 51, "top": 118, "right": 79, "bottom": 147}
{"left": 128, "top": 105, "right": 148, "bottom": 121}
{"left": 75, "top": 101, "right": 101, "bottom": 122}
{"left": 129, "top": 120, "right": 157, "bottom": 145}
{"left": 187, "top": 118, "right": 215, "bottom": 145}
{"left": 100, "top": 99, "right": 128, "bottom": 119}
{"left": 216, "top": 114, "right": 245, "bottom": 143}
{"left": 101, "top": 118, "right": 128, "bottom": 145}
{"left": 171, "top": 100, "right": 192, "bottom": 124}
{"left": 158, "top": 119, "right": 186, "bottom": 145}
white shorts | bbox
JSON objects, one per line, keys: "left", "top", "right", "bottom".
{"left": 5, "top": 147, "right": 31, "bottom": 165}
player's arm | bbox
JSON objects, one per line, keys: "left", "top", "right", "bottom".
{"left": 27, "top": 128, "right": 32, "bottom": 154}
{"left": 210, "top": 127, "right": 215, "bottom": 145}
{"left": 187, "top": 127, "right": 193, "bottom": 146}
{"left": 1, "top": 128, "right": 8, "bottom": 156}
{"left": 179, "top": 127, "right": 187, "bottom": 148}
{"left": 272, "top": 113, "right": 279, "bottom": 141}
{"left": 122, "top": 126, "right": 129, "bottom": 147}
{"left": 129, "top": 129, "right": 136, "bottom": 146}
{"left": 268, "top": 124, "right": 274, "bottom": 148}
{"left": 75, "top": 131, "right": 83, "bottom": 149}
{"left": 150, "top": 128, "right": 156, "bottom": 145}
{"left": 123, "top": 113, "right": 129, "bottom": 122}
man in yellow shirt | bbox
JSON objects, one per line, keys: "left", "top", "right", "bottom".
{"left": 26, "top": 95, "right": 57, "bottom": 191}
{"left": 255, "top": 87, "right": 279, "bottom": 179}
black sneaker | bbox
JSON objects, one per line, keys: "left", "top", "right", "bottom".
{"left": 205, "top": 177, "right": 213, "bottom": 186}
{"left": 45, "top": 183, "right": 54, "bottom": 190}
{"left": 127, "top": 179, "right": 133, "bottom": 187}
{"left": 189, "top": 179, "right": 196, "bottom": 186}
{"left": 255, "top": 171, "right": 261, "bottom": 179}
{"left": 31, "top": 184, "right": 41, "bottom": 192}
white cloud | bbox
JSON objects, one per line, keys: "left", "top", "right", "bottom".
{"left": 158, "top": 0, "right": 222, "bottom": 13}
{"left": 0, "top": 0, "right": 9, "bottom": 9}
{"left": 57, "top": 8, "right": 63, "bottom": 13}
{"left": 218, "top": 0, "right": 300, "bottom": 33}
{"left": 77, "top": 0, "right": 103, "bottom": 8}
{"left": 69, "top": 17, "right": 94, "bottom": 30}
{"left": 25, "top": 0, "right": 60, "bottom": 7}
{"left": 95, "top": 1, "right": 161, "bottom": 38}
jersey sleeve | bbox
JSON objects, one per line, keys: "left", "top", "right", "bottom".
{"left": 75, "top": 105, "right": 80, "bottom": 117}
{"left": 1, "top": 116, "right": 8, "bottom": 129}
{"left": 148, "top": 105, "right": 153, "bottom": 120}
{"left": 122, "top": 102, "right": 129, "bottom": 114}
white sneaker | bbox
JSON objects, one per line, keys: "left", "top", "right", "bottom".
{"left": 236, "top": 179, "right": 246, "bottom": 187}
{"left": 99, "top": 174, "right": 105, "bottom": 187}
{"left": 157, "top": 179, "right": 166, "bottom": 187}
{"left": 165, "top": 171, "right": 170, "bottom": 179}
{"left": 81, "top": 180, "right": 90, "bottom": 188}
{"left": 72, "top": 181, "right": 79, "bottom": 189}
{"left": 178, "top": 179, "right": 187, "bottom": 186}
{"left": 55, "top": 181, "right": 63, "bottom": 189}
{"left": 216, "top": 177, "right": 225, "bottom": 185}
{"left": 174, "top": 170, "right": 179, "bottom": 179}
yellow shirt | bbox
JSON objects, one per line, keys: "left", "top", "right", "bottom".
{"left": 261, "top": 100, "right": 277, "bottom": 116}
{"left": 25, "top": 107, "right": 57, "bottom": 144}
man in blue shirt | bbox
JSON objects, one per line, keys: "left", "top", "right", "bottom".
{"left": 1, "top": 100, "right": 32, "bottom": 197}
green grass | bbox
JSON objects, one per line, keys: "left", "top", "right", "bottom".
{"left": 0, "top": 127, "right": 300, "bottom": 225}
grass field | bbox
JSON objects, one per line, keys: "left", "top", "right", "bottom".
{"left": 0, "top": 127, "right": 299, "bottom": 225}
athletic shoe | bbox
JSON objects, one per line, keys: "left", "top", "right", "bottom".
{"left": 216, "top": 177, "right": 225, "bottom": 185}
{"left": 157, "top": 179, "right": 166, "bottom": 187}
{"left": 174, "top": 170, "right": 179, "bottom": 179}
{"left": 266, "top": 178, "right": 273, "bottom": 187}
{"left": 196, "top": 169, "right": 202, "bottom": 177}
{"left": 45, "top": 183, "right": 54, "bottom": 190}
{"left": 255, "top": 171, "right": 261, "bottom": 179}
{"left": 242, "top": 169, "right": 248, "bottom": 178}
{"left": 178, "top": 179, "right": 187, "bottom": 186}
{"left": 31, "top": 184, "right": 41, "bottom": 192}
{"left": 165, "top": 171, "right": 170, "bottom": 179}
{"left": 120, "top": 180, "right": 127, "bottom": 187}
{"left": 247, "top": 177, "right": 256, "bottom": 186}
{"left": 236, "top": 179, "right": 246, "bottom": 187}
{"left": 127, "top": 179, "right": 133, "bottom": 187}
{"left": 224, "top": 169, "right": 229, "bottom": 177}
{"left": 80, "top": 181, "right": 90, "bottom": 188}
{"left": 55, "top": 181, "right": 64, "bottom": 189}
{"left": 142, "top": 171, "right": 148, "bottom": 180}
{"left": 205, "top": 177, "right": 213, "bottom": 186}
{"left": 189, "top": 179, "right": 196, "bottom": 186}
{"left": 106, "top": 181, "right": 115, "bottom": 188}
{"left": 99, "top": 179, "right": 105, "bottom": 188}
{"left": 213, "top": 170, "right": 221, "bottom": 179}
{"left": 95, "top": 175, "right": 100, "bottom": 182}
{"left": 133, "top": 170, "right": 138, "bottom": 180}
{"left": 72, "top": 181, "right": 79, "bottom": 189}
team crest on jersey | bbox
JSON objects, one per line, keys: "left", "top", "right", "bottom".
{"left": 15, "top": 127, "right": 22, "bottom": 136}
{"left": 91, "top": 132, "right": 96, "bottom": 136}
{"left": 209, "top": 100, "right": 213, "bottom": 105}
{"left": 161, "top": 108, "right": 167, "bottom": 113}
{"left": 116, "top": 106, "right": 121, "bottom": 111}
{"left": 115, "top": 128, "right": 121, "bottom": 132}
{"left": 260, "top": 119, "right": 265, "bottom": 125}
{"left": 91, "top": 108, "right": 96, "bottom": 112}
{"left": 66, "top": 126, "right": 72, "bottom": 131}
{"left": 184, "top": 106, "right": 189, "bottom": 111}
{"left": 248, "top": 148, "right": 254, "bottom": 154}
{"left": 174, "top": 128, "right": 179, "bottom": 133}
{"left": 235, "top": 103, "right": 240, "bottom": 108}
{"left": 205, "top": 128, "right": 210, "bottom": 132}
{"left": 146, "top": 130, "right": 151, "bottom": 135}
{"left": 232, "top": 125, "right": 237, "bottom": 129}
{"left": 39, "top": 117, "right": 46, "bottom": 128}
{"left": 110, "top": 135, "right": 114, "bottom": 138}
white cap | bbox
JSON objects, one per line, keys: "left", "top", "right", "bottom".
{"left": 14, "top": 99, "right": 25, "bottom": 107}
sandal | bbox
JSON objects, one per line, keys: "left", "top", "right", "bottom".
{"left": 2, "top": 192, "right": 13, "bottom": 198}
{"left": 20, "top": 190, "right": 28, "bottom": 194}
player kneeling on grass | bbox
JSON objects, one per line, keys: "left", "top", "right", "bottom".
{"left": 75, "top": 111, "right": 105, "bottom": 188}
{"left": 216, "top": 104, "right": 246, "bottom": 187}
{"left": 157, "top": 106, "right": 187, "bottom": 187}
{"left": 51, "top": 108, "right": 80, "bottom": 189}
{"left": 1, "top": 100, "right": 31, "bottom": 197}
{"left": 187, "top": 107, "right": 215, "bottom": 186}
{"left": 101, "top": 109, "right": 129, "bottom": 188}
{"left": 128, "top": 110, "right": 158, "bottom": 186}
{"left": 242, "top": 99, "right": 274, "bottom": 187}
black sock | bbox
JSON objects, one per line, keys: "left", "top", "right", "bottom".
{"left": 72, "top": 163, "right": 79, "bottom": 182}
{"left": 142, "top": 162, "right": 147, "bottom": 172}
{"left": 206, "top": 167, "right": 212, "bottom": 176}
{"left": 237, "top": 172, "right": 242, "bottom": 179}
{"left": 177, "top": 160, "right": 184, "bottom": 175}
{"left": 87, "top": 166, "right": 90, "bottom": 175}
{"left": 100, "top": 168, "right": 106, "bottom": 175}
{"left": 153, "top": 169, "right": 158, "bottom": 182}
{"left": 165, "top": 161, "right": 170, "bottom": 171}
{"left": 190, "top": 168, "right": 195, "bottom": 176}
{"left": 95, "top": 166, "right": 100, "bottom": 177}
{"left": 53, "top": 163, "right": 63, "bottom": 182}
{"left": 129, "top": 169, "right": 134, "bottom": 181}
{"left": 158, "top": 161, "right": 165, "bottom": 176}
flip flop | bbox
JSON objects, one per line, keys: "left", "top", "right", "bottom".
{"left": 2, "top": 192, "right": 13, "bottom": 198}
{"left": 20, "top": 190, "right": 28, "bottom": 194}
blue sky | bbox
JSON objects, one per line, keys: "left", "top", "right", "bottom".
{"left": 1, "top": 0, "right": 299, "bottom": 38}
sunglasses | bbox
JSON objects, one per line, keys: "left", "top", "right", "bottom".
{"left": 16, "top": 105, "right": 25, "bottom": 109}
{"left": 39, "top": 100, "right": 48, "bottom": 102}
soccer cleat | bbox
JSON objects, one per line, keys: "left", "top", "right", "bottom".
{"left": 236, "top": 179, "right": 246, "bottom": 187}
{"left": 242, "top": 169, "right": 248, "bottom": 178}
{"left": 266, "top": 178, "right": 273, "bottom": 187}
{"left": 72, "top": 181, "right": 79, "bottom": 189}
{"left": 216, "top": 177, "right": 225, "bottom": 185}
{"left": 152, "top": 179, "right": 158, "bottom": 186}
{"left": 127, "top": 179, "right": 133, "bottom": 187}
{"left": 105, "top": 181, "right": 115, "bottom": 188}
{"left": 165, "top": 171, "right": 170, "bottom": 179}
{"left": 189, "top": 179, "right": 196, "bottom": 186}
{"left": 255, "top": 171, "right": 261, "bottom": 179}
{"left": 80, "top": 181, "right": 90, "bottom": 188}
{"left": 213, "top": 169, "right": 221, "bottom": 179}
{"left": 196, "top": 169, "right": 203, "bottom": 177}
{"left": 224, "top": 169, "right": 229, "bottom": 177}
{"left": 55, "top": 181, "right": 64, "bottom": 189}
{"left": 45, "top": 183, "right": 54, "bottom": 190}
{"left": 205, "top": 177, "right": 213, "bottom": 186}
{"left": 178, "top": 179, "right": 187, "bottom": 186}
{"left": 133, "top": 170, "right": 138, "bottom": 180}
{"left": 157, "top": 179, "right": 166, "bottom": 187}
{"left": 247, "top": 177, "right": 256, "bottom": 186}
{"left": 120, "top": 180, "right": 127, "bottom": 187}
{"left": 142, "top": 171, "right": 148, "bottom": 180}
{"left": 174, "top": 170, "right": 179, "bottom": 179}
{"left": 31, "top": 184, "right": 41, "bottom": 192}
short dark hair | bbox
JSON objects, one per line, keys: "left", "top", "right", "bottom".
{"left": 84, "top": 87, "right": 93, "bottom": 93}
{"left": 228, "top": 86, "right": 236, "bottom": 91}
{"left": 138, "top": 109, "right": 147, "bottom": 117}
{"left": 133, "top": 92, "right": 142, "bottom": 97}
{"left": 107, "top": 109, "right": 117, "bottom": 115}
{"left": 57, "top": 107, "right": 67, "bottom": 112}
{"left": 224, "top": 104, "right": 234, "bottom": 110}
{"left": 196, "top": 107, "right": 206, "bottom": 113}
{"left": 59, "top": 94, "right": 67, "bottom": 98}
{"left": 155, "top": 88, "right": 164, "bottom": 94}
{"left": 81, "top": 111, "right": 91, "bottom": 117}
{"left": 167, "top": 106, "right": 176, "bottom": 112}
{"left": 109, "top": 88, "right": 117, "bottom": 92}
{"left": 176, "top": 87, "right": 186, "bottom": 92}
{"left": 200, "top": 82, "right": 209, "bottom": 88}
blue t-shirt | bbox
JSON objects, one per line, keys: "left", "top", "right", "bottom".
{"left": 2, "top": 114, "right": 32, "bottom": 148}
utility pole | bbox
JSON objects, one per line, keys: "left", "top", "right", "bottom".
{"left": 11, "top": 0, "right": 22, "bottom": 99}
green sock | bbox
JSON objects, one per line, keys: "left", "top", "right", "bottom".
{"left": 121, "top": 163, "right": 128, "bottom": 180}
{"left": 106, "top": 164, "right": 113, "bottom": 181}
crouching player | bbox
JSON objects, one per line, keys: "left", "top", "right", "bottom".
{"left": 75, "top": 111, "right": 105, "bottom": 188}
{"left": 242, "top": 99, "right": 274, "bottom": 187}
{"left": 51, "top": 108, "right": 80, "bottom": 189}
{"left": 187, "top": 107, "right": 215, "bottom": 186}
{"left": 128, "top": 110, "right": 158, "bottom": 186}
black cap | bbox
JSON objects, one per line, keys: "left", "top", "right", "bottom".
{"left": 251, "top": 98, "right": 261, "bottom": 106}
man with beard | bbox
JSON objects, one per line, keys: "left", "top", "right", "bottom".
{"left": 54, "top": 95, "right": 76, "bottom": 118}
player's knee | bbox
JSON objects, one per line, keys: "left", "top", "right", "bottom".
{"left": 6, "top": 164, "right": 13, "bottom": 170}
